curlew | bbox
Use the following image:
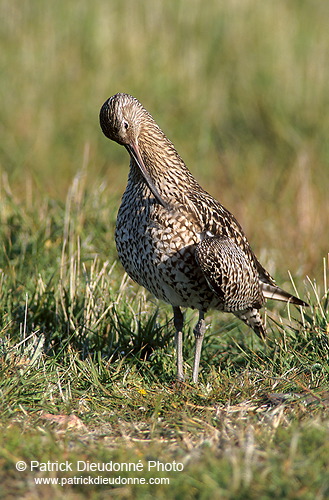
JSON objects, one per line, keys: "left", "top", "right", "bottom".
{"left": 99, "top": 93, "right": 308, "bottom": 384}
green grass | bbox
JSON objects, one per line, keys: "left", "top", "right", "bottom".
{"left": 1, "top": 172, "right": 328, "bottom": 499}
{"left": 1, "top": 1, "right": 329, "bottom": 498}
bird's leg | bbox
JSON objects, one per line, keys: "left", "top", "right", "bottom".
{"left": 192, "top": 311, "right": 206, "bottom": 384}
{"left": 173, "top": 306, "right": 184, "bottom": 382}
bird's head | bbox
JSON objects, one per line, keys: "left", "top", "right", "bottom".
{"left": 100, "top": 93, "right": 168, "bottom": 206}
{"left": 99, "top": 93, "right": 144, "bottom": 147}
{"left": 100, "top": 93, "right": 154, "bottom": 175}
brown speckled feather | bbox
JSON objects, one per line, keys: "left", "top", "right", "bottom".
{"left": 99, "top": 93, "right": 308, "bottom": 383}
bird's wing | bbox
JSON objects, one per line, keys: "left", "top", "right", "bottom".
{"left": 184, "top": 190, "right": 308, "bottom": 307}
{"left": 195, "top": 233, "right": 264, "bottom": 312}
{"left": 187, "top": 188, "right": 262, "bottom": 264}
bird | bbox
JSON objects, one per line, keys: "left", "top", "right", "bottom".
{"left": 99, "top": 92, "right": 308, "bottom": 384}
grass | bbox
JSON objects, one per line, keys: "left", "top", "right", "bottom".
{"left": 1, "top": 172, "right": 328, "bottom": 499}
{"left": 1, "top": 0, "right": 329, "bottom": 498}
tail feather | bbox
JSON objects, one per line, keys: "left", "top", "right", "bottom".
{"left": 261, "top": 282, "right": 308, "bottom": 307}
{"left": 234, "top": 277, "right": 308, "bottom": 341}
{"left": 234, "top": 308, "right": 266, "bottom": 340}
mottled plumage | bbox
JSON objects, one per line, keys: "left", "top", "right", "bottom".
{"left": 99, "top": 93, "right": 308, "bottom": 383}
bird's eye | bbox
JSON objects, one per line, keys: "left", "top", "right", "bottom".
{"left": 123, "top": 120, "right": 129, "bottom": 130}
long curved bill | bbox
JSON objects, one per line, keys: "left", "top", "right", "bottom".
{"left": 125, "top": 142, "right": 168, "bottom": 209}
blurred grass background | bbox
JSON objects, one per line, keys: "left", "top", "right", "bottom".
{"left": 1, "top": 0, "right": 328, "bottom": 276}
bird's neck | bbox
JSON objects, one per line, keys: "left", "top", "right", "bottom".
{"left": 129, "top": 123, "right": 199, "bottom": 204}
